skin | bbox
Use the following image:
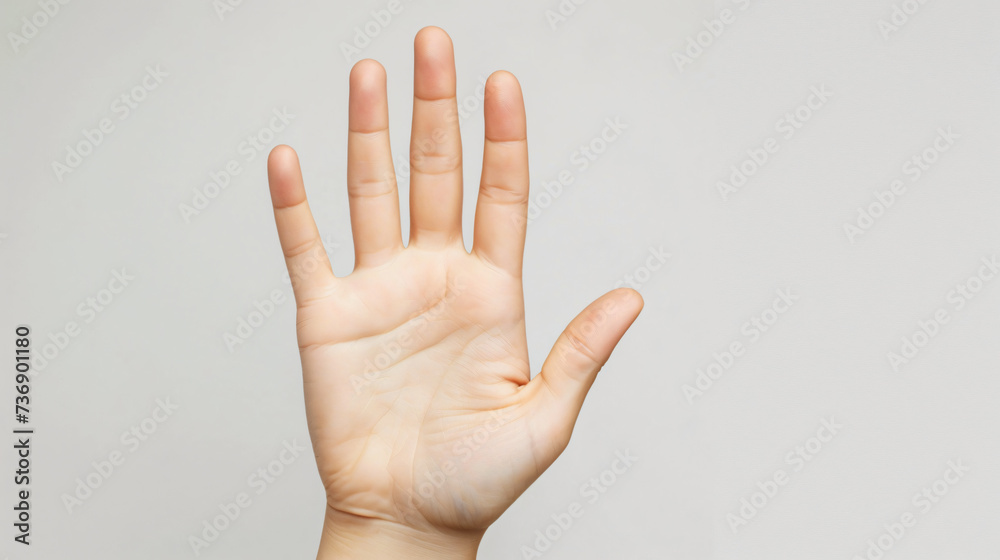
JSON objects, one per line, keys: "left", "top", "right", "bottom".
{"left": 265, "top": 26, "right": 643, "bottom": 559}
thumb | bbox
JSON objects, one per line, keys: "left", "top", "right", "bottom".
{"left": 529, "top": 288, "right": 643, "bottom": 451}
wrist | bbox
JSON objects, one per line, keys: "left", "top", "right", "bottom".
{"left": 317, "top": 507, "right": 483, "bottom": 560}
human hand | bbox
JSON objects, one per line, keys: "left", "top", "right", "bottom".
{"left": 265, "top": 26, "right": 643, "bottom": 560}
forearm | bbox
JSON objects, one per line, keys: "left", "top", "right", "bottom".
{"left": 317, "top": 508, "right": 483, "bottom": 560}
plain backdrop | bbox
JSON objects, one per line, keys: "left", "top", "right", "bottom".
{"left": 2, "top": 0, "right": 999, "bottom": 558}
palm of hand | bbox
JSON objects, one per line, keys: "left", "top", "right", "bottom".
{"left": 300, "top": 248, "right": 544, "bottom": 531}
{"left": 266, "top": 27, "right": 642, "bottom": 539}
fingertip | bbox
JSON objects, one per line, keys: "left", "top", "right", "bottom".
{"left": 413, "top": 26, "right": 455, "bottom": 99}
{"left": 486, "top": 70, "right": 521, "bottom": 94}
{"left": 605, "top": 288, "right": 644, "bottom": 333}
{"left": 484, "top": 71, "right": 526, "bottom": 142}
{"left": 615, "top": 287, "right": 644, "bottom": 313}
{"left": 350, "top": 58, "right": 386, "bottom": 91}
{"left": 349, "top": 59, "right": 389, "bottom": 132}
{"left": 579, "top": 289, "right": 642, "bottom": 350}
{"left": 414, "top": 26, "right": 452, "bottom": 49}
{"left": 414, "top": 26, "right": 454, "bottom": 64}
{"left": 268, "top": 144, "right": 298, "bottom": 173}
{"left": 267, "top": 145, "right": 305, "bottom": 209}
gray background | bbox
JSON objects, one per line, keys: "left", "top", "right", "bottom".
{"left": 2, "top": 0, "right": 999, "bottom": 558}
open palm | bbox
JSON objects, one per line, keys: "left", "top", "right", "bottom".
{"left": 266, "top": 27, "right": 642, "bottom": 554}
